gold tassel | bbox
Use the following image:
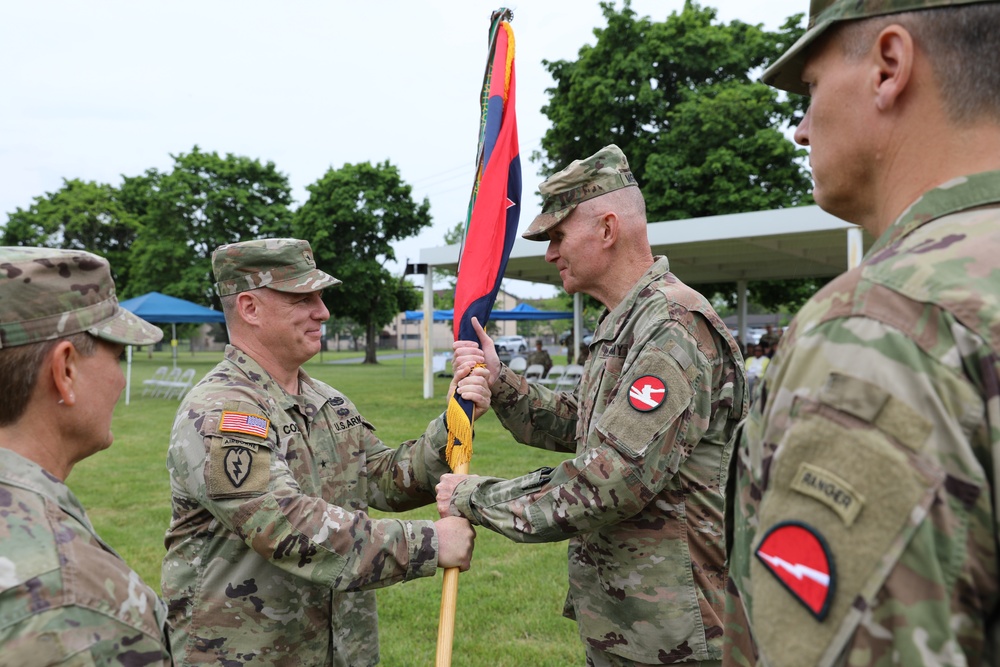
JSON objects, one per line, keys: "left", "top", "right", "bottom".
{"left": 445, "top": 394, "right": 474, "bottom": 471}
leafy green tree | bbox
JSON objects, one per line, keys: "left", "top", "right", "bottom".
{"left": 293, "top": 160, "right": 432, "bottom": 364}
{"left": 126, "top": 146, "right": 293, "bottom": 303}
{"left": 536, "top": 1, "right": 815, "bottom": 308}
{"left": 2, "top": 179, "right": 139, "bottom": 292}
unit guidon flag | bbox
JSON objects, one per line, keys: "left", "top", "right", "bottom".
{"left": 445, "top": 7, "right": 521, "bottom": 470}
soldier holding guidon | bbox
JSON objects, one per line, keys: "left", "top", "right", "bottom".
{"left": 161, "top": 238, "right": 488, "bottom": 667}
{"left": 441, "top": 146, "right": 748, "bottom": 666}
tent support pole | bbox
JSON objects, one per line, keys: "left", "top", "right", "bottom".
{"left": 423, "top": 270, "right": 434, "bottom": 399}
{"left": 737, "top": 280, "right": 748, "bottom": 352}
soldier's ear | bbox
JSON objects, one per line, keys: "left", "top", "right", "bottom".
{"left": 872, "top": 24, "right": 914, "bottom": 112}
{"left": 599, "top": 211, "right": 619, "bottom": 249}
{"left": 236, "top": 292, "right": 263, "bottom": 326}
{"left": 48, "top": 340, "right": 79, "bottom": 406}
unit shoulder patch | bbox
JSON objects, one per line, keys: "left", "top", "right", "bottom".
{"left": 755, "top": 521, "right": 835, "bottom": 621}
{"left": 628, "top": 374, "right": 666, "bottom": 412}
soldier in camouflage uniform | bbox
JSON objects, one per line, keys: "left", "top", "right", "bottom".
{"left": 527, "top": 339, "right": 553, "bottom": 376}
{"left": 161, "top": 238, "right": 486, "bottom": 667}
{"left": 440, "top": 146, "right": 749, "bottom": 666}
{"left": 0, "top": 247, "right": 171, "bottom": 665}
{"left": 724, "top": 2, "right": 1000, "bottom": 665}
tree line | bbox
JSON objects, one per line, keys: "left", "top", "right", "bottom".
{"left": 2, "top": 148, "right": 428, "bottom": 363}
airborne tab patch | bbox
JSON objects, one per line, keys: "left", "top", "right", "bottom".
{"left": 755, "top": 521, "right": 835, "bottom": 621}
{"left": 220, "top": 410, "right": 270, "bottom": 439}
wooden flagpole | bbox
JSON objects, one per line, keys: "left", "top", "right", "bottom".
{"left": 435, "top": 459, "right": 470, "bottom": 667}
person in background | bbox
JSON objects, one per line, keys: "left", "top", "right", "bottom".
{"left": 527, "top": 338, "right": 553, "bottom": 375}
{"left": 439, "top": 145, "right": 748, "bottom": 666}
{"left": 757, "top": 324, "right": 780, "bottom": 354}
{"left": 725, "top": 1, "right": 1000, "bottom": 664}
{"left": 161, "top": 238, "right": 487, "bottom": 667}
{"left": 743, "top": 344, "right": 769, "bottom": 397}
{"left": 0, "top": 247, "right": 171, "bottom": 665}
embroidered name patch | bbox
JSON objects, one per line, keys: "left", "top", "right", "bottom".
{"left": 220, "top": 411, "right": 270, "bottom": 439}
{"left": 755, "top": 521, "right": 835, "bottom": 621}
{"left": 628, "top": 375, "right": 666, "bottom": 412}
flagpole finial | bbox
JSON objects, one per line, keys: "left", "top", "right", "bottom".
{"left": 492, "top": 7, "right": 513, "bottom": 23}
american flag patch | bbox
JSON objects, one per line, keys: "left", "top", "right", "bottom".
{"left": 220, "top": 411, "right": 270, "bottom": 438}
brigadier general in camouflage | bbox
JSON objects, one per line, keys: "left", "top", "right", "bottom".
{"left": 724, "top": 2, "right": 1000, "bottom": 665}
{"left": 0, "top": 247, "right": 171, "bottom": 665}
{"left": 440, "top": 146, "right": 749, "bottom": 666}
{"left": 161, "top": 238, "right": 486, "bottom": 667}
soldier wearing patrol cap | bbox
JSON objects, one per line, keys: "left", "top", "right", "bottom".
{"left": 0, "top": 247, "right": 171, "bottom": 664}
{"left": 725, "top": 1, "right": 1000, "bottom": 665}
{"left": 161, "top": 238, "right": 489, "bottom": 667}
{"left": 442, "top": 146, "right": 749, "bottom": 666}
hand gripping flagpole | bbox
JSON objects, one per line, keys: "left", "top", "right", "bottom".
{"left": 436, "top": 8, "right": 520, "bottom": 667}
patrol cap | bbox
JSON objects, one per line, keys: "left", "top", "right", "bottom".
{"left": 212, "top": 238, "right": 341, "bottom": 297}
{"left": 522, "top": 144, "right": 638, "bottom": 241}
{"left": 0, "top": 247, "right": 163, "bottom": 349}
{"left": 763, "top": 0, "right": 997, "bottom": 95}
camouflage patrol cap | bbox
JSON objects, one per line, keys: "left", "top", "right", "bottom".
{"left": 522, "top": 144, "right": 638, "bottom": 241}
{"left": 212, "top": 238, "right": 341, "bottom": 296}
{"left": 0, "top": 247, "right": 163, "bottom": 349}
{"left": 763, "top": 0, "right": 997, "bottom": 95}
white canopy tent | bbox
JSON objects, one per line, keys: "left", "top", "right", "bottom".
{"left": 415, "top": 205, "right": 871, "bottom": 398}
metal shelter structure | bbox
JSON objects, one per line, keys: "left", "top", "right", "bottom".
{"left": 413, "top": 205, "right": 872, "bottom": 398}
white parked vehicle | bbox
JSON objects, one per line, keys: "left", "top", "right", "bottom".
{"left": 495, "top": 335, "right": 528, "bottom": 354}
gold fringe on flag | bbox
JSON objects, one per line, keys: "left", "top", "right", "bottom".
{"left": 445, "top": 394, "right": 474, "bottom": 471}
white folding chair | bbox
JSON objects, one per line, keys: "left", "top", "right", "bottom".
{"left": 524, "top": 364, "right": 545, "bottom": 383}
{"left": 142, "top": 366, "right": 169, "bottom": 396}
{"left": 538, "top": 364, "right": 565, "bottom": 388}
{"left": 154, "top": 367, "right": 183, "bottom": 397}
{"left": 555, "top": 364, "right": 585, "bottom": 389}
{"left": 163, "top": 368, "right": 196, "bottom": 400}
{"left": 508, "top": 356, "right": 528, "bottom": 374}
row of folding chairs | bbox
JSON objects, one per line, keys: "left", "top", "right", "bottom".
{"left": 141, "top": 366, "right": 197, "bottom": 400}
{"left": 516, "top": 361, "right": 584, "bottom": 389}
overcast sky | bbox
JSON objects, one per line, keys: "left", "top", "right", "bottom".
{"left": 1, "top": 0, "right": 806, "bottom": 298}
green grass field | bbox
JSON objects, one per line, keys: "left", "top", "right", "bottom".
{"left": 69, "top": 349, "right": 584, "bottom": 666}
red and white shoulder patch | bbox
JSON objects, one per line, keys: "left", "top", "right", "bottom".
{"left": 627, "top": 375, "right": 666, "bottom": 412}
{"left": 755, "top": 521, "right": 835, "bottom": 621}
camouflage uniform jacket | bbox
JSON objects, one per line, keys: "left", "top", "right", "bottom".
{"left": 450, "top": 257, "right": 748, "bottom": 663}
{"left": 0, "top": 449, "right": 171, "bottom": 666}
{"left": 725, "top": 171, "right": 1000, "bottom": 667}
{"left": 162, "top": 345, "right": 450, "bottom": 667}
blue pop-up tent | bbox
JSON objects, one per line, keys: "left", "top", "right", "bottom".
{"left": 119, "top": 291, "right": 226, "bottom": 404}
{"left": 120, "top": 291, "right": 226, "bottom": 324}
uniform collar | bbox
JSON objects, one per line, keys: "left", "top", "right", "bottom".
{"left": 866, "top": 170, "right": 1000, "bottom": 258}
{"left": 590, "top": 256, "right": 671, "bottom": 347}
{"left": 0, "top": 448, "right": 114, "bottom": 552}
{"left": 223, "top": 344, "right": 331, "bottom": 418}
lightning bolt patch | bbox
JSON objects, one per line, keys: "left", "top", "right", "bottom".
{"left": 224, "top": 447, "right": 253, "bottom": 488}
{"left": 755, "top": 521, "right": 835, "bottom": 620}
